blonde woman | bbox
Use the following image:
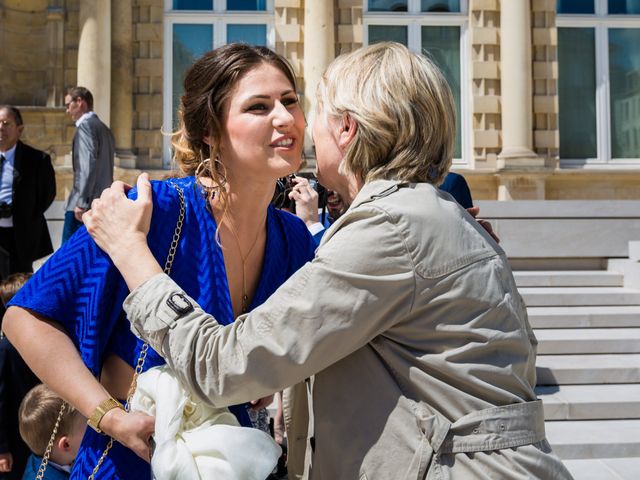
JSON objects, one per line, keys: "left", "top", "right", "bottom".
{"left": 83, "top": 42, "right": 571, "bottom": 479}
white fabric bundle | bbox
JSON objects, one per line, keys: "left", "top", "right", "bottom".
{"left": 130, "top": 365, "right": 280, "bottom": 480}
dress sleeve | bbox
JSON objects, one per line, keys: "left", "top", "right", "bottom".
{"left": 6, "top": 226, "right": 129, "bottom": 375}
{"left": 7, "top": 181, "right": 179, "bottom": 375}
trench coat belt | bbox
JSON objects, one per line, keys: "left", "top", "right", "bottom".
{"left": 421, "top": 400, "right": 547, "bottom": 455}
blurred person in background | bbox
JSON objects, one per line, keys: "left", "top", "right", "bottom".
{"left": 0, "top": 106, "right": 55, "bottom": 275}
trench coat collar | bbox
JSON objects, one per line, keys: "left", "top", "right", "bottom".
{"left": 316, "top": 179, "right": 411, "bottom": 249}
{"left": 349, "top": 179, "right": 413, "bottom": 210}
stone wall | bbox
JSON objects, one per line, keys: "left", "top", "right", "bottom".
{"left": 470, "top": 0, "right": 501, "bottom": 173}
{"left": 275, "top": 0, "right": 304, "bottom": 87}
{"left": 532, "top": 0, "right": 559, "bottom": 165}
{"left": 133, "top": 0, "right": 164, "bottom": 169}
{"left": 337, "top": 0, "right": 363, "bottom": 54}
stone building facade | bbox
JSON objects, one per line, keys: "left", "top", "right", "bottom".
{"left": 1, "top": 0, "right": 639, "bottom": 201}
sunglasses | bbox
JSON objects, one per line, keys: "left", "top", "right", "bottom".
{"left": 64, "top": 98, "right": 80, "bottom": 108}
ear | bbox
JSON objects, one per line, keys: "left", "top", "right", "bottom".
{"left": 57, "top": 435, "right": 71, "bottom": 452}
{"left": 337, "top": 114, "right": 357, "bottom": 151}
{"left": 78, "top": 98, "right": 89, "bottom": 113}
{"left": 16, "top": 124, "right": 24, "bottom": 138}
{"left": 203, "top": 135, "right": 223, "bottom": 158}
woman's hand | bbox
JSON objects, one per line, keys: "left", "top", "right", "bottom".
{"left": 250, "top": 394, "right": 274, "bottom": 411}
{"left": 100, "top": 407, "right": 155, "bottom": 462}
{"left": 84, "top": 173, "right": 163, "bottom": 292}
{"left": 466, "top": 206, "right": 500, "bottom": 244}
{"left": 288, "top": 176, "right": 319, "bottom": 227}
{"left": 83, "top": 174, "right": 153, "bottom": 259}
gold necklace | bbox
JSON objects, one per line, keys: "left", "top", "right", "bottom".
{"left": 224, "top": 215, "right": 267, "bottom": 314}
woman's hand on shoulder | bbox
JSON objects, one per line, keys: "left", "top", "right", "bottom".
{"left": 83, "top": 173, "right": 154, "bottom": 262}
{"left": 466, "top": 206, "right": 500, "bottom": 243}
{"left": 100, "top": 407, "right": 155, "bottom": 462}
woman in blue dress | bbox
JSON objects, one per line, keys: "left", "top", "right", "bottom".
{"left": 3, "top": 44, "right": 315, "bottom": 479}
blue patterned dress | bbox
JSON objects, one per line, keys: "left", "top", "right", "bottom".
{"left": 8, "top": 177, "right": 316, "bottom": 480}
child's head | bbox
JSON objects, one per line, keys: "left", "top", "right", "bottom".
{"left": 18, "top": 384, "right": 86, "bottom": 466}
{"left": 0, "top": 272, "right": 31, "bottom": 333}
{"left": 0, "top": 272, "right": 31, "bottom": 306}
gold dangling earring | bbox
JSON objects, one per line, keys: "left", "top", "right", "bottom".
{"left": 195, "top": 156, "right": 217, "bottom": 202}
{"left": 212, "top": 157, "right": 228, "bottom": 190}
{"left": 194, "top": 157, "right": 209, "bottom": 179}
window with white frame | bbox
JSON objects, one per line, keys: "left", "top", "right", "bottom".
{"left": 364, "top": 0, "right": 469, "bottom": 164}
{"left": 557, "top": 0, "right": 640, "bottom": 165}
{"left": 163, "top": 0, "right": 275, "bottom": 166}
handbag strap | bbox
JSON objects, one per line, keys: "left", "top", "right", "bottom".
{"left": 87, "top": 182, "right": 186, "bottom": 479}
{"left": 35, "top": 403, "right": 67, "bottom": 480}
{"left": 125, "top": 183, "right": 185, "bottom": 410}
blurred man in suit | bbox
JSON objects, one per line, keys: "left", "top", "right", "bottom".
{"left": 0, "top": 106, "right": 56, "bottom": 275}
{"left": 62, "top": 87, "right": 115, "bottom": 243}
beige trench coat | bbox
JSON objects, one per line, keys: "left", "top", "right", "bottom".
{"left": 125, "top": 179, "right": 573, "bottom": 479}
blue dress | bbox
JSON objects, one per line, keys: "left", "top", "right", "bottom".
{"left": 8, "top": 177, "right": 316, "bottom": 480}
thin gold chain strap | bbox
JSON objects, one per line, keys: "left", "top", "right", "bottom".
{"left": 88, "top": 184, "right": 185, "bottom": 480}
{"left": 36, "top": 402, "right": 67, "bottom": 480}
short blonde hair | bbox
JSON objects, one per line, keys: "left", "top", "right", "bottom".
{"left": 316, "top": 42, "right": 455, "bottom": 185}
{"left": 19, "top": 384, "right": 80, "bottom": 456}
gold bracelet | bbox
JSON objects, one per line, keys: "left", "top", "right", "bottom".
{"left": 87, "top": 397, "right": 124, "bottom": 434}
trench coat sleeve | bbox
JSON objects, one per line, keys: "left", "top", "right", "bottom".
{"left": 74, "top": 122, "right": 99, "bottom": 209}
{"left": 124, "top": 203, "right": 416, "bottom": 408}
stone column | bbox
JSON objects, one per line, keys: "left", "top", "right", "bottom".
{"left": 46, "top": 4, "right": 65, "bottom": 107}
{"left": 77, "top": 0, "right": 111, "bottom": 124}
{"left": 111, "top": 0, "right": 136, "bottom": 167}
{"left": 498, "top": 0, "right": 538, "bottom": 164}
{"left": 497, "top": 0, "right": 546, "bottom": 199}
{"left": 303, "top": 1, "right": 335, "bottom": 153}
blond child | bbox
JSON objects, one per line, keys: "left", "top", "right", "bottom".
{"left": 18, "top": 385, "right": 85, "bottom": 480}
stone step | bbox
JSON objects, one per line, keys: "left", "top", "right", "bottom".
{"left": 562, "top": 458, "right": 640, "bottom": 480}
{"left": 520, "top": 287, "right": 640, "bottom": 307}
{"left": 545, "top": 419, "right": 640, "bottom": 460}
{"left": 536, "top": 354, "right": 640, "bottom": 385}
{"left": 535, "top": 328, "right": 640, "bottom": 354}
{"left": 537, "top": 384, "right": 640, "bottom": 420}
{"left": 527, "top": 306, "right": 640, "bottom": 329}
{"left": 514, "top": 270, "right": 624, "bottom": 288}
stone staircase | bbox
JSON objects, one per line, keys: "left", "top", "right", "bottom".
{"left": 514, "top": 269, "right": 640, "bottom": 480}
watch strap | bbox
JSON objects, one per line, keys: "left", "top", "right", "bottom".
{"left": 87, "top": 397, "right": 123, "bottom": 434}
